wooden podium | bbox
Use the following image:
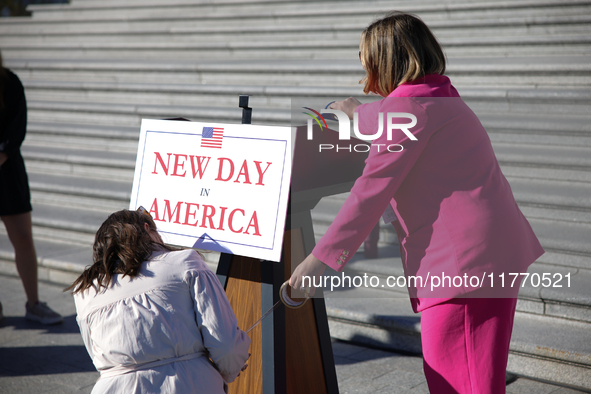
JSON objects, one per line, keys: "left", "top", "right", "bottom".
{"left": 216, "top": 98, "right": 368, "bottom": 394}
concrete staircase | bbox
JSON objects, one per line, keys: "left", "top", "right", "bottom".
{"left": 0, "top": 0, "right": 590, "bottom": 390}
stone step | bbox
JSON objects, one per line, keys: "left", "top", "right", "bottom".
{"left": 6, "top": 56, "right": 591, "bottom": 88}
{"left": 465, "top": 91, "right": 591, "bottom": 117}
{"left": 10, "top": 203, "right": 109, "bottom": 246}
{"left": 518, "top": 204, "right": 591, "bottom": 227}
{"left": 21, "top": 144, "right": 136, "bottom": 182}
{"left": 494, "top": 143, "right": 591, "bottom": 172}
{"left": 2, "top": 16, "right": 591, "bottom": 48}
{"left": 6, "top": 58, "right": 365, "bottom": 87}
{"left": 3, "top": 16, "right": 589, "bottom": 42}
{"left": 18, "top": 81, "right": 591, "bottom": 104}
{"left": 27, "top": 121, "right": 139, "bottom": 141}
{"left": 28, "top": 172, "right": 131, "bottom": 213}
{"left": 503, "top": 166, "right": 591, "bottom": 186}
{"left": 22, "top": 0, "right": 591, "bottom": 23}
{"left": 3, "top": 25, "right": 591, "bottom": 49}
{"left": 26, "top": 121, "right": 139, "bottom": 153}
{"left": 0, "top": 234, "right": 92, "bottom": 285}
{"left": 2, "top": 35, "right": 590, "bottom": 60}
{"left": 19, "top": 79, "right": 591, "bottom": 118}
{"left": 529, "top": 217, "right": 591, "bottom": 258}
{"left": 62, "top": 0, "right": 590, "bottom": 7}
{"left": 20, "top": 99, "right": 591, "bottom": 137}
{"left": 21, "top": 80, "right": 297, "bottom": 110}
{"left": 25, "top": 99, "right": 288, "bottom": 128}
{"left": 479, "top": 111, "right": 591, "bottom": 135}
{"left": 3, "top": 12, "right": 591, "bottom": 40}
{"left": 489, "top": 133, "right": 591, "bottom": 150}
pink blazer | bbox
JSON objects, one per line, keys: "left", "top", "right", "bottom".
{"left": 312, "top": 74, "right": 544, "bottom": 311}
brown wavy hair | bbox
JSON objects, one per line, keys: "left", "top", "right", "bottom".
{"left": 66, "top": 209, "right": 177, "bottom": 294}
{"left": 359, "top": 12, "right": 446, "bottom": 96}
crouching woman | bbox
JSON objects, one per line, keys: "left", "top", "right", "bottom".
{"left": 67, "top": 209, "right": 250, "bottom": 393}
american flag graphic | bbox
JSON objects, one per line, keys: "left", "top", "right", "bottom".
{"left": 201, "top": 127, "right": 224, "bottom": 149}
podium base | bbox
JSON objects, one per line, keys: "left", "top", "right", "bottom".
{"left": 217, "top": 227, "right": 338, "bottom": 394}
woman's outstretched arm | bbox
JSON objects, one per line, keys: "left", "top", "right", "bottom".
{"left": 187, "top": 252, "right": 251, "bottom": 383}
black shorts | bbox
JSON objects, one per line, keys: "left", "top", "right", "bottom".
{"left": 0, "top": 152, "right": 32, "bottom": 216}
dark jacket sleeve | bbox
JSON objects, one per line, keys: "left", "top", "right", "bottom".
{"left": 0, "top": 69, "right": 27, "bottom": 157}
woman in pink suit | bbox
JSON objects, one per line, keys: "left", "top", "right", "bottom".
{"left": 290, "top": 12, "right": 543, "bottom": 393}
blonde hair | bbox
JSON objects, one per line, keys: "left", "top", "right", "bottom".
{"left": 359, "top": 12, "right": 446, "bottom": 96}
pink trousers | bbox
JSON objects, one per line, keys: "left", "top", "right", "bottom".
{"left": 420, "top": 297, "right": 518, "bottom": 393}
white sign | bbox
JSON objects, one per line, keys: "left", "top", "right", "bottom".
{"left": 130, "top": 119, "right": 292, "bottom": 262}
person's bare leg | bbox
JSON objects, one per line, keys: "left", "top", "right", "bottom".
{"left": 1, "top": 212, "right": 39, "bottom": 304}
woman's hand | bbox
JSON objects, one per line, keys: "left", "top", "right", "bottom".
{"left": 237, "top": 353, "right": 251, "bottom": 377}
{"left": 289, "top": 254, "right": 327, "bottom": 297}
{"left": 329, "top": 97, "right": 362, "bottom": 120}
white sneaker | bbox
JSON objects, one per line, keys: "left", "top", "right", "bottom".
{"left": 25, "top": 301, "right": 63, "bottom": 325}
